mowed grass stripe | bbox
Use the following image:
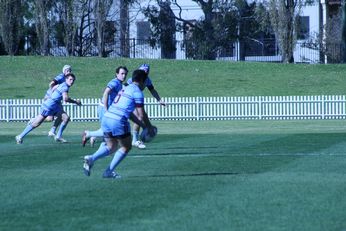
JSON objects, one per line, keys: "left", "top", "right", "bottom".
{"left": 1, "top": 120, "right": 346, "bottom": 230}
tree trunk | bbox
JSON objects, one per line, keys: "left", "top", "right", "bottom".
{"left": 120, "top": 1, "right": 130, "bottom": 57}
{"left": 159, "top": 1, "right": 176, "bottom": 59}
{"left": 35, "top": 0, "right": 50, "bottom": 56}
{"left": 64, "top": 0, "right": 75, "bottom": 56}
{"left": 342, "top": 1, "right": 346, "bottom": 63}
{"left": 94, "top": 0, "right": 113, "bottom": 57}
{"left": 0, "top": 0, "right": 22, "bottom": 55}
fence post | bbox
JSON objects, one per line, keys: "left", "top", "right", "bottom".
{"left": 132, "top": 38, "right": 136, "bottom": 58}
{"left": 321, "top": 95, "right": 325, "bottom": 119}
{"left": 70, "top": 104, "right": 74, "bottom": 122}
{"left": 258, "top": 96, "right": 262, "bottom": 120}
{"left": 196, "top": 97, "right": 200, "bottom": 120}
{"left": 6, "top": 99, "right": 10, "bottom": 122}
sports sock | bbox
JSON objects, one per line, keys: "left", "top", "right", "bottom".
{"left": 53, "top": 116, "right": 62, "bottom": 127}
{"left": 50, "top": 126, "right": 57, "bottom": 134}
{"left": 109, "top": 149, "right": 127, "bottom": 171}
{"left": 91, "top": 142, "right": 110, "bottom": 162}
{"left": 132, "top": 130, "right": 139, "bottom": 143}
{"left": 56, "top": 122, "right": 67, "bottom": 138}
{"left": 19, "top": 124, "right": 34, "bottom": 138}
{"left": 88, "top": 128, "right": 103, "bottom": 138}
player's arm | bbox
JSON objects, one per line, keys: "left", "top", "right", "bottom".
{"left": 130, "top": 107, "right": 152, "bottom": 129}
{"left": 102, "top": 87, "right": 112, "bottom": 111}
{"left": 129, "top": 112, "right": 145, "bottom": 128}
{"left": 148, "top": 86, "right": 166, "bottom": 106}
{"left": 49, "top": 79, "right": 59, "bottom": 89}
{"left": 62, "top": 92, "right": 81, "bottom": 105}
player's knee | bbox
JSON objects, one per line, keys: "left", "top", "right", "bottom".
{"left": 62, "top": 114, "right": 70, "bottom": 122}
{"left": 45, "top": 117, "right": 53, "bottom": 122}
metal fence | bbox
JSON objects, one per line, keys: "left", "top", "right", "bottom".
{"left": 48, "top": 39, "right": 343, "bottom": 64}
{"left": 1, "top": 95, "right": 346, "bottom": 122}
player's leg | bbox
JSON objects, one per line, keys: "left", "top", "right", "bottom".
{"left": 48, "top": 112, "right": 62, "bottom": 137}
{"left": 83, "top": 116, "right": 117, "bottom": 176}
{"left": 131, "top": 110, "right": 146, "bottom": 149}
{"left": 82, "top": 105, "right": 104, "bottom": 147}
{"left": 103, "top": 121, "right": 132, "bottom": 179}
{"left": 83, "top": 139, "right": 115, "bottom": 176}
{"left": 82, "top": 128, "right": 103, "bottom": 147}
{"left": 54, "top": 112, "right": 70, "bottom": 142}
{"left": 16, "top": 114, "right": 47, "bottom": 144}
{"left": 103, "top": 135, "right": 131, "bottom": 179}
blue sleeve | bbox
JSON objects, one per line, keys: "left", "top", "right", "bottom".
{"left": 134, "top": 89, "right": 144, "bottom": 107}
{"left": 107, "top": 79, "right": 117, "bottom": 90}
{"left": 54, "top": 73, "right": 65, "bottom": 84}
{"left": 146, "top": 77, "right": 154, "bottom": 90}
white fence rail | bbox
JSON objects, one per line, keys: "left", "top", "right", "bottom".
{"left": 1, "top": 96, "right": 346, "bottom": 122}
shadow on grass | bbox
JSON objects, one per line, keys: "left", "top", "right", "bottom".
{"left": 128, "top": 171, "right": 243, "bottom": 179}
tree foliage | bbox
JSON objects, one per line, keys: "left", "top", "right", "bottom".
{"left": 143, "top": 0, "right": 176, "bottom": 59}
{"left": 143, "top": 0, "right": 257, "bottom": 60}
{"left": 0, "top": 0, "right": 23, "bottom": 55}
{"left": 34, "top": 0, "right": 54, "bottom": 56}
{"left": 343, "top": 1, "right": 346, "bottom": 62}
{"left": 94, "top": 0, "right": 113, "bottom": 57}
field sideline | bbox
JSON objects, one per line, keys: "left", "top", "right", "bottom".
{"left": 1, "top": 120, "right": 346, "bottom": 230}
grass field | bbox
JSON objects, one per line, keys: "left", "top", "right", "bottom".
{"left": 1, "top": 120, "right": 346, "bottom": 231}
{"left": 2, "top": 56, "right": 346, "bottom": 230}
{"left": 1, "top": 56, "right": 346, "bottom": 99}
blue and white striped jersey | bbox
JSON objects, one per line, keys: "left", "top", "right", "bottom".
{"left": 104, "top": 78, "right": 123, "bottom": 108}
{"left": 104, "top": 83, "right": 144, "bottom": 120}
{"left": 42, "top": 82, "right": 69, "bottom": 110}
{"left": 44, "top": 73, "right": 66, "bottom": 99}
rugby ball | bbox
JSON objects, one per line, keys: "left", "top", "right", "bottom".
{"left": 140, "top": 126, "right": 158, "bottom": 143}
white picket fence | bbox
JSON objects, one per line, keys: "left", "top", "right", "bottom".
{"left": 1, "top": 95, "right": 346, "bottom": 122}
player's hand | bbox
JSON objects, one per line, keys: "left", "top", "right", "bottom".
{"left": 159, "top": 100, "right": 166, "bottom": 106}
{"left": 76, "top": 99, "right": 82, "bottom": 106}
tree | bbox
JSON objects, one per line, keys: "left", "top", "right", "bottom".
{"left": 34, "top": 0, "right": 53, "bottom": 56}
{"left": 343, "top": 1, "right": 346, "bottom": 62}
{"left": 94, "top": 0, "right": 113, "bottom": 57}
{"left": 119, "top": 0, "right": 130, "bottom": 57}
{"left": 143, "top": 0, "right": 248, "bottom": 60}
{"left": 143, "top": 0, "right": 176, "bottom": 59}
{"left": 0, "top": 0, "right": 23, "bottom": 55}
{"left": 262, "top": 0, "right": 315, "bottom": 63}
{"left": 58, "top": 0, "right": 76, "bottom": 56}
{"left": 266, "top": 0, "right": 301, "bottom": 63}
{"left": 75, "top": 0, "right": 95, "bottom": 56}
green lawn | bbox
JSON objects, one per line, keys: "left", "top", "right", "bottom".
{"left": 2, "top": 56, "right": 346, "bottom": 230}
{"left": 1, "top": 56, "right": 346, "bottom": 99}
{"left": 1, "top": 120, "right": 346, "bottom": 231}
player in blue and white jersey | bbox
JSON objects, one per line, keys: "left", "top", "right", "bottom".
{"left": 43, "top": 65, "right": 72, "bottom": 137}
{"left": 82, "top": 66, "right": 128, "bottom": 147}
{"left": 83, "top": 69, "right": 155, "bottom": 179}
{"left": 15, "top": 73, "right": 81, "bottom": 144}
{"left": 126, "top": 64, "right": 165, "bottom": 149}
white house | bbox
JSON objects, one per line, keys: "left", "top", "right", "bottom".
{"left": 122, "top": 0, "right": 340, "bottom": 63}
{"left": 55, "top": 0, "right": 338, "bottom": 62}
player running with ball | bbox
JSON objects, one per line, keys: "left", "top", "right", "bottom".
{"left": 83, "top": 69, "right": 156, "bottom": 179}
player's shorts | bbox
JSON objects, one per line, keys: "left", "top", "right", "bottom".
{"left": 98, "top": 104, "right": 106, "bottom": 121}
{"left": 40, "top": 103, "right": 63, "bottom": 117}
{"left": 101, "top": 115, "right": 131, "bottom": 138}
{"left": 103, "top": 131, "right": 131, "bottom": 139}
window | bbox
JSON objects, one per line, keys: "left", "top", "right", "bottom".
{"left": 297, "top": 16, "right": 310, "bottom": 40}
{"left": 136, "top": 21, "right": 150, "bottom": 43}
